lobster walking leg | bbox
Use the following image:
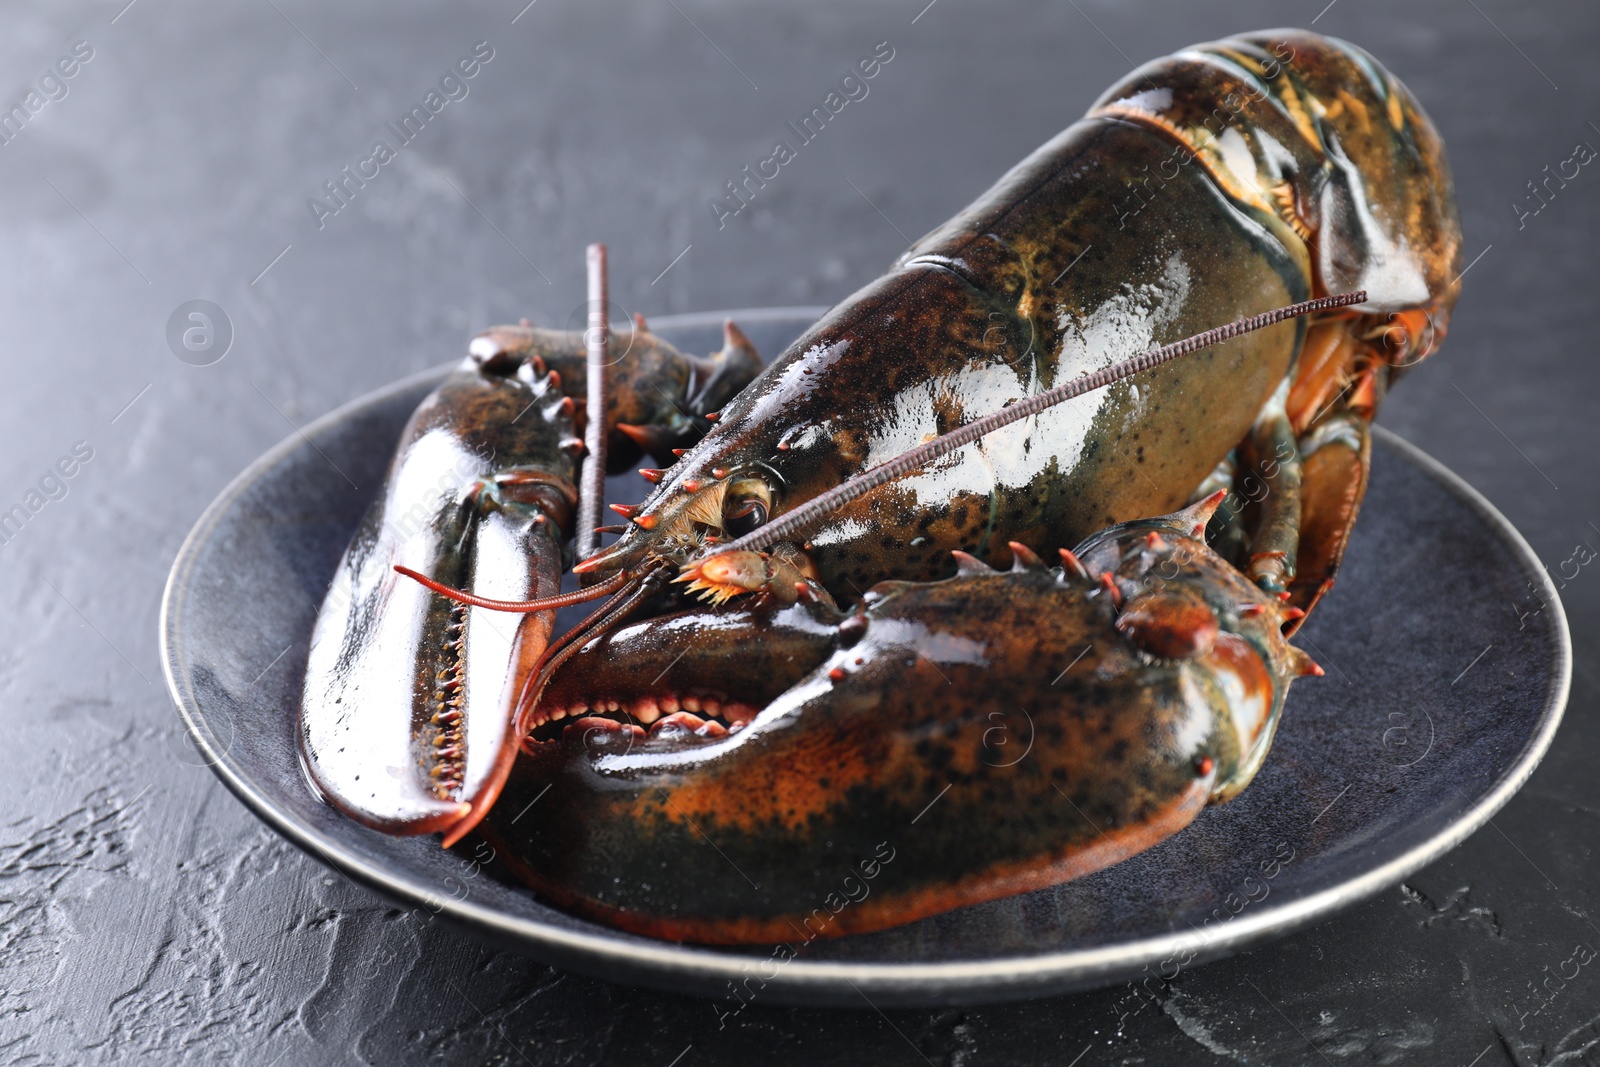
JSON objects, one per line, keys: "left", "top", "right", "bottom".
{"left": 1289, "top": 411, "right": 1371, "bottom": 621}
{"left": 1240, "top": 390, "right": 1304, "bottom": 594}
{"left": 1233, "top": 306, "right": 1416, "bottom": 621}
{"left": 1275, "top": 312, "right": 1395, "bottom": 621}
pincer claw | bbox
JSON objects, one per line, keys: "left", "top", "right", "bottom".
{"left": 299, "top": 346, "right": 579, "bottom": 844}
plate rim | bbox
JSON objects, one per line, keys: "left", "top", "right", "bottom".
{"left": 160, "top": 308, "right": 1572, "bottom": 1002}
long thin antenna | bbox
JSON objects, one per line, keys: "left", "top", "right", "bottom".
{"left": 708, "top": 291, "right": 1367, "bottom": 559}
{"left": 393, "top": 565, "right": 630, "bottom": 612}
{"left": 576, "top": 242, "right": 609, "bottom": 560}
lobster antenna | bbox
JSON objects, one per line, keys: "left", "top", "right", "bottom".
{"left": 392, "top": 565, "right": 630, "bottom": 612}
{"left": 710, "top": 291, "right": 1367, "bottom": 559}
{"left": 575, "top": 242, "right": 610, "bottom": 560}
{"left": 517, "top": 566, "right": 668, "bottom": 729}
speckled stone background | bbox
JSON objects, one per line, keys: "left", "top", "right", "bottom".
{"left": 2, "top": 0, "right": 1596, "bottom": 1063}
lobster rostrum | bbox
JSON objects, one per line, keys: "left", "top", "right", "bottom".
{"left": 299, "top": 28, "right": 1461, "bottom": 936}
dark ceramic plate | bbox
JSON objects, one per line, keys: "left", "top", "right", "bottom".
{"left": 161, "top": 309, "right": 1570, "bottom": 1008}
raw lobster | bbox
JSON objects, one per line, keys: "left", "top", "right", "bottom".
{"left": 299, "top": 28, "right": 1460, "bottom": 941}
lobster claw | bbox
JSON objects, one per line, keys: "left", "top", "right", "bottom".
{"left": 300, "top": 356, "right": 577, "bottom": 844}
{"left": 484, "top": 510, "right": 1315, "bottom": 944}
{"left": 463, "top": 317, "right": 763, "bottom": 470}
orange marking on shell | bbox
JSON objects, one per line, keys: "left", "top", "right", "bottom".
{"left": 951, "top": 550, "right": 994, "bottom": 577}
{"left": 1205, "top": 632, "right": 1281, "bottom": 747}
{"left": 1192, "top": 489, "right": 1227, "bottom": 531}
{"left": 1115, "top": 590, "right": 1219, "bottom": 660}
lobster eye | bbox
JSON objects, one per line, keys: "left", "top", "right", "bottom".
{"left": 725, "top": 499, "right": 767, "bottom": 537}
{"left": 722, "top": 477, "right": 772, "bottom": 538}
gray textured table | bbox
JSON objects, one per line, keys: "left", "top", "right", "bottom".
{"left": 4, "top": 0, "right": 1596, "bottom": 1063}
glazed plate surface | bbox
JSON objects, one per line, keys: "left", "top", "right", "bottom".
{"left": 161, "top": 309, "right": 1570, "bottom": 1007}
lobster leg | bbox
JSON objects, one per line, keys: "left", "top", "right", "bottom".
{"left": 1240, "top": 389, "right": 1304, "bottom": 595}
{"left": 1286, "top": 411, "right": 1371, "bottom": 626}
{"left": 1242, "top": 318, "right": 1389, "bottom": 626}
